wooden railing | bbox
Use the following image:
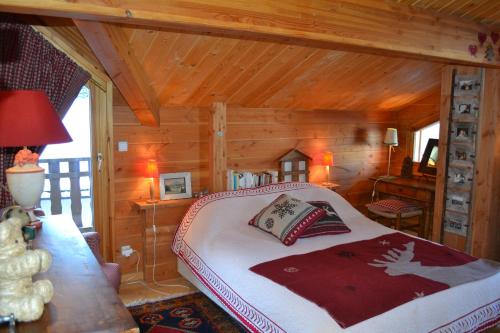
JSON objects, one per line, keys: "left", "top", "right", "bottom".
{"left": 38, "top": 158, "right": 92, "bottom": 228}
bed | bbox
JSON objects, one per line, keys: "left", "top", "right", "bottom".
{"left": 172, "top": 182, "right": 500, "bottom": 333}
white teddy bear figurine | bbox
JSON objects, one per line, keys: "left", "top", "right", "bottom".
{"left": 0, "top": 216, "right": 53, "bottom": 322}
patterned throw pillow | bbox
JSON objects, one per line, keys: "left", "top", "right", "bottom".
{"left": 299, "top": 201, "right": 351, "bottom": 238}
{"left": 249, "top": 194, "right": 326, "bottom": 246}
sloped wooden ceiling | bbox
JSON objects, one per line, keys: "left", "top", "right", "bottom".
{"left": 121, "top": 26, "right": 442, "bottom": 112}
{"left": 395, "top": 0, "right": 500, "bottom": 26}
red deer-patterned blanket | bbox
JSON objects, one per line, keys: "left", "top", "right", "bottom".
{"left": 250, "top": 233, "right": 500, "bottom": 328}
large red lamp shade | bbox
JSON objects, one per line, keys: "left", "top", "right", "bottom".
{"left": 0, "top": 90, "right": 72, "bottom": 221}
{"left": 0, "top": 90, "right": 71, "bottom": 146}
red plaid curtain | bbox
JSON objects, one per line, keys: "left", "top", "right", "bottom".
{"left": 0, "top": 14, "right": 90, "bottom": 207}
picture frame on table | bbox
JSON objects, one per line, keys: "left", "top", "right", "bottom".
{"left": 159, "top": 172, "right": 192, "bottom": 200}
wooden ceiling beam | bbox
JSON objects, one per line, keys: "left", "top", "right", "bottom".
{"left": 74, "top": 20, "right": 160, "bottom": 126}
{"left": 0, "top": 0, "right": 499, "bottom": 67}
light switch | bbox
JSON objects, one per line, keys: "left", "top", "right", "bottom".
{"left": 118, "top": 141, "right": 128, "bottom": 152}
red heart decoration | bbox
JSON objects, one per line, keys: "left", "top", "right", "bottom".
{"left": 478, "top": 32, "right": 487, "bottom": 46}
{"left": 468, "top": 44, "right": 478, "bottom": 56}
{"left": 491, "top": 32, "right": 499, "bottom": 44}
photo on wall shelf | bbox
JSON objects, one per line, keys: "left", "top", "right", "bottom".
{"left": 159, "top": 172, "right": 192, "bottom": 200}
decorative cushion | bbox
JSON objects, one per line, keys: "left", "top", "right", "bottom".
{"left": 249, "top": 194, "right": 326, "bottom": 246}
{"left": 366, "top": 199, "right": 421, "bottom": 214}
{"left": 299, "top": 201, "right": 351, "bottom": 238}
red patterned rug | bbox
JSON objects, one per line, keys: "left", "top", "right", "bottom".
{"left": 128, "top": 292, "right": 248, "bottom": 333}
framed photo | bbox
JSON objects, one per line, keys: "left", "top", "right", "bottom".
{"left": 444, "top": 210, "right": 468, "bottom": 236}
{"left": 454, "top": 74, "right": 481, "bottom": 97}
{"left": 446, "top": 191, "right": 470, "bottom": 214}
{"left": 452, "top": 123, "right": 474, "bottom": 143}
{"left": 452, "top": 97, "right": 479, "bottom": 119}
{"left": 159, "top": 172, "right": 192, "bottom": 200}
{"left": 447, "top": 167, "right": 473, "bottom": 189}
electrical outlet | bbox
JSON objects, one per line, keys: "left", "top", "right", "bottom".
{"left": 121, "top": 245, "right": 134, "bottom": 257}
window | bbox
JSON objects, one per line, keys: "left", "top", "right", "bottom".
{"left": 413, "top": 121, "right": 440, "bottom": 162}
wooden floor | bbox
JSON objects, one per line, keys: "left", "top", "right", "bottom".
{"left": 119, "top": 277, "right": 197, "bottom": 307}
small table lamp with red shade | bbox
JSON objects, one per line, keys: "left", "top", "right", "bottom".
{"left": 0, "top": 90, "right": 72, "bottom": 221}
{"left": 146, "top": 159, "right": 159, "bottom": 203}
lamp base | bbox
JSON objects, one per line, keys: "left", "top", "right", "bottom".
{"left": 6, "top": 165, "right": 45, "bottom": 223}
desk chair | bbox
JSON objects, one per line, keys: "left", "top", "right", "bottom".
{"left": 83, "top": 232, "right": 121, "bottom": 292}
{"left": 366, "top": 199, "right": 425, "bottom": 237}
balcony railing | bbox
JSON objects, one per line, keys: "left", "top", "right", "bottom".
{"left": 38, "top": 157, "right": 92, "bottom": 228}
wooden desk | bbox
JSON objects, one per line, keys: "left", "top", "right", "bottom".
{"left": 369, "top": 176, "right": 436, "bottom": 239}
{"left": 0, "top": 215, "right": 138, "bottom": 333}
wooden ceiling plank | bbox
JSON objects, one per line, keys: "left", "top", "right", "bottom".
{"left": 263, "top": 51, "right": 350, "bottom": 109}
{"left": 154, "top": 34, "right": 203, "bottom": 104}
{"left": 251, "top": 49, "right": 329, "bottom": 107}
{"left": 74, "top": 20, "right": 160, "bottom": 126}
{"left": 164, "top": 37, "right": 240, "bottom": 105}
{"left": 170, "top": 38, "right": 240, "bottom": 105}
{"left": 232, "top": 45, "right": 315, "bottom": 106}
{"left": 202, "top": 42, "right": 282, "bottom": 105}
{"left": 195, "top": 41, "right": 275, "bottom": 106}
{"left": 0, "top": 0, "right": 498, "bottom": 66}
{"left": 128, "top": 28, "right": 159, "bottom": 64}
{"left": 184, "top": 39, "right": 257, "bottom": 106}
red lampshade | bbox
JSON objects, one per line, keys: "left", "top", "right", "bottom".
{"left": 323, "top": 151, "right": 334, "bottom": 167}
{"left": 146, "top": 159, "right": 159, "bottom": 178}
{"left": 0, "top": 90, "right": 72, "bottom": 147}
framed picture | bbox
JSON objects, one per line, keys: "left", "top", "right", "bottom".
{"left": 446, "top": 191, "right": 470, "bottom": 214}
{"left": 454, "top": 74, "right": 481, "bottom": 97}
{"left": 444, "top": 210, "right": 468, "bottom": 236}
{"left": 452, "top": 123, "right": 474, "bottom": 143}
{"left": 447, "top": 167, "right": 473, "bottom": 189}
{"left": 159, "top": 172, "right": 192, "bottom": 200}
{"left": 452, "top": 97, "right": 479, "bottom": 118}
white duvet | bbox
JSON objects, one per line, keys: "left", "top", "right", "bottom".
{"left": 172, "top": 183, "right": 500, "bottom": 333}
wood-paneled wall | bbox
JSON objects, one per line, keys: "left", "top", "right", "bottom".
{"left": 113, "top": 89, "right": 209, "bottom": 274}
{"left": 227, "top": 107, "right": 396, "bottom": 209}
{"left": 113, "top": 97, "right": 398, "bottom": 275}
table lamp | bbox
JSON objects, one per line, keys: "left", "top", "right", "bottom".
{"left": 384, "top": 128, "right": 398, "bottom": 178}
{"left": 0, "top": 90, "right": 72, "bottom": 221}
{"left": 323, "top": 151, "right": 334, "bottom": 173}
{"left": 146, "top": 159, "right": 159, "bottom": 203}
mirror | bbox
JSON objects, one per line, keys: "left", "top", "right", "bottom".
{"left": 418, "top": 138, "right": 439, "bottom": 175}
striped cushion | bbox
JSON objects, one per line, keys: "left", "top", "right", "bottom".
{"left": 366, "top": 199, "right": 420, "bottom": 214}
{"left": 249, "top": 194, "right": 326, "bottom": 246}
{"left": 299, "top": 201, "right": 351, "bottom": 238}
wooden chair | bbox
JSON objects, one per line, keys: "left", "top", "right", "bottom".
{"left": 366, "top": 198, "right": 425, "bottom": 237}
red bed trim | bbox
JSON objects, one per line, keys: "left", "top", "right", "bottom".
{"left": 171, "top": 182, "right": 499, "bottom": 333}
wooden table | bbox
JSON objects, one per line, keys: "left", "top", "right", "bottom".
{"left": 369, "top": 176, "right": 436, "bottom": 239}
{"left": 0, "top": 215, "right": 138, "bottom": 333}
{"left": 134, "top": 198, "right": 195, "bottom": 282}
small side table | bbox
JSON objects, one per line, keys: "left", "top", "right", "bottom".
{"left": 318, "top": 182, "right": 340, "bottom": 191}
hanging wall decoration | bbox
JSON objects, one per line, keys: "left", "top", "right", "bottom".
{"left": 443, "top": 71, "right": 483, "bottom": 237}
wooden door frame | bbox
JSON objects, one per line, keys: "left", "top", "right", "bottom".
{"left": 33, "top": 25, "right": 115, "bottom": 261}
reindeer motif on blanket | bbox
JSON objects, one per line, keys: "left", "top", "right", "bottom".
{"left": 369, "top": 241, "right": 499, "bottom": 287}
